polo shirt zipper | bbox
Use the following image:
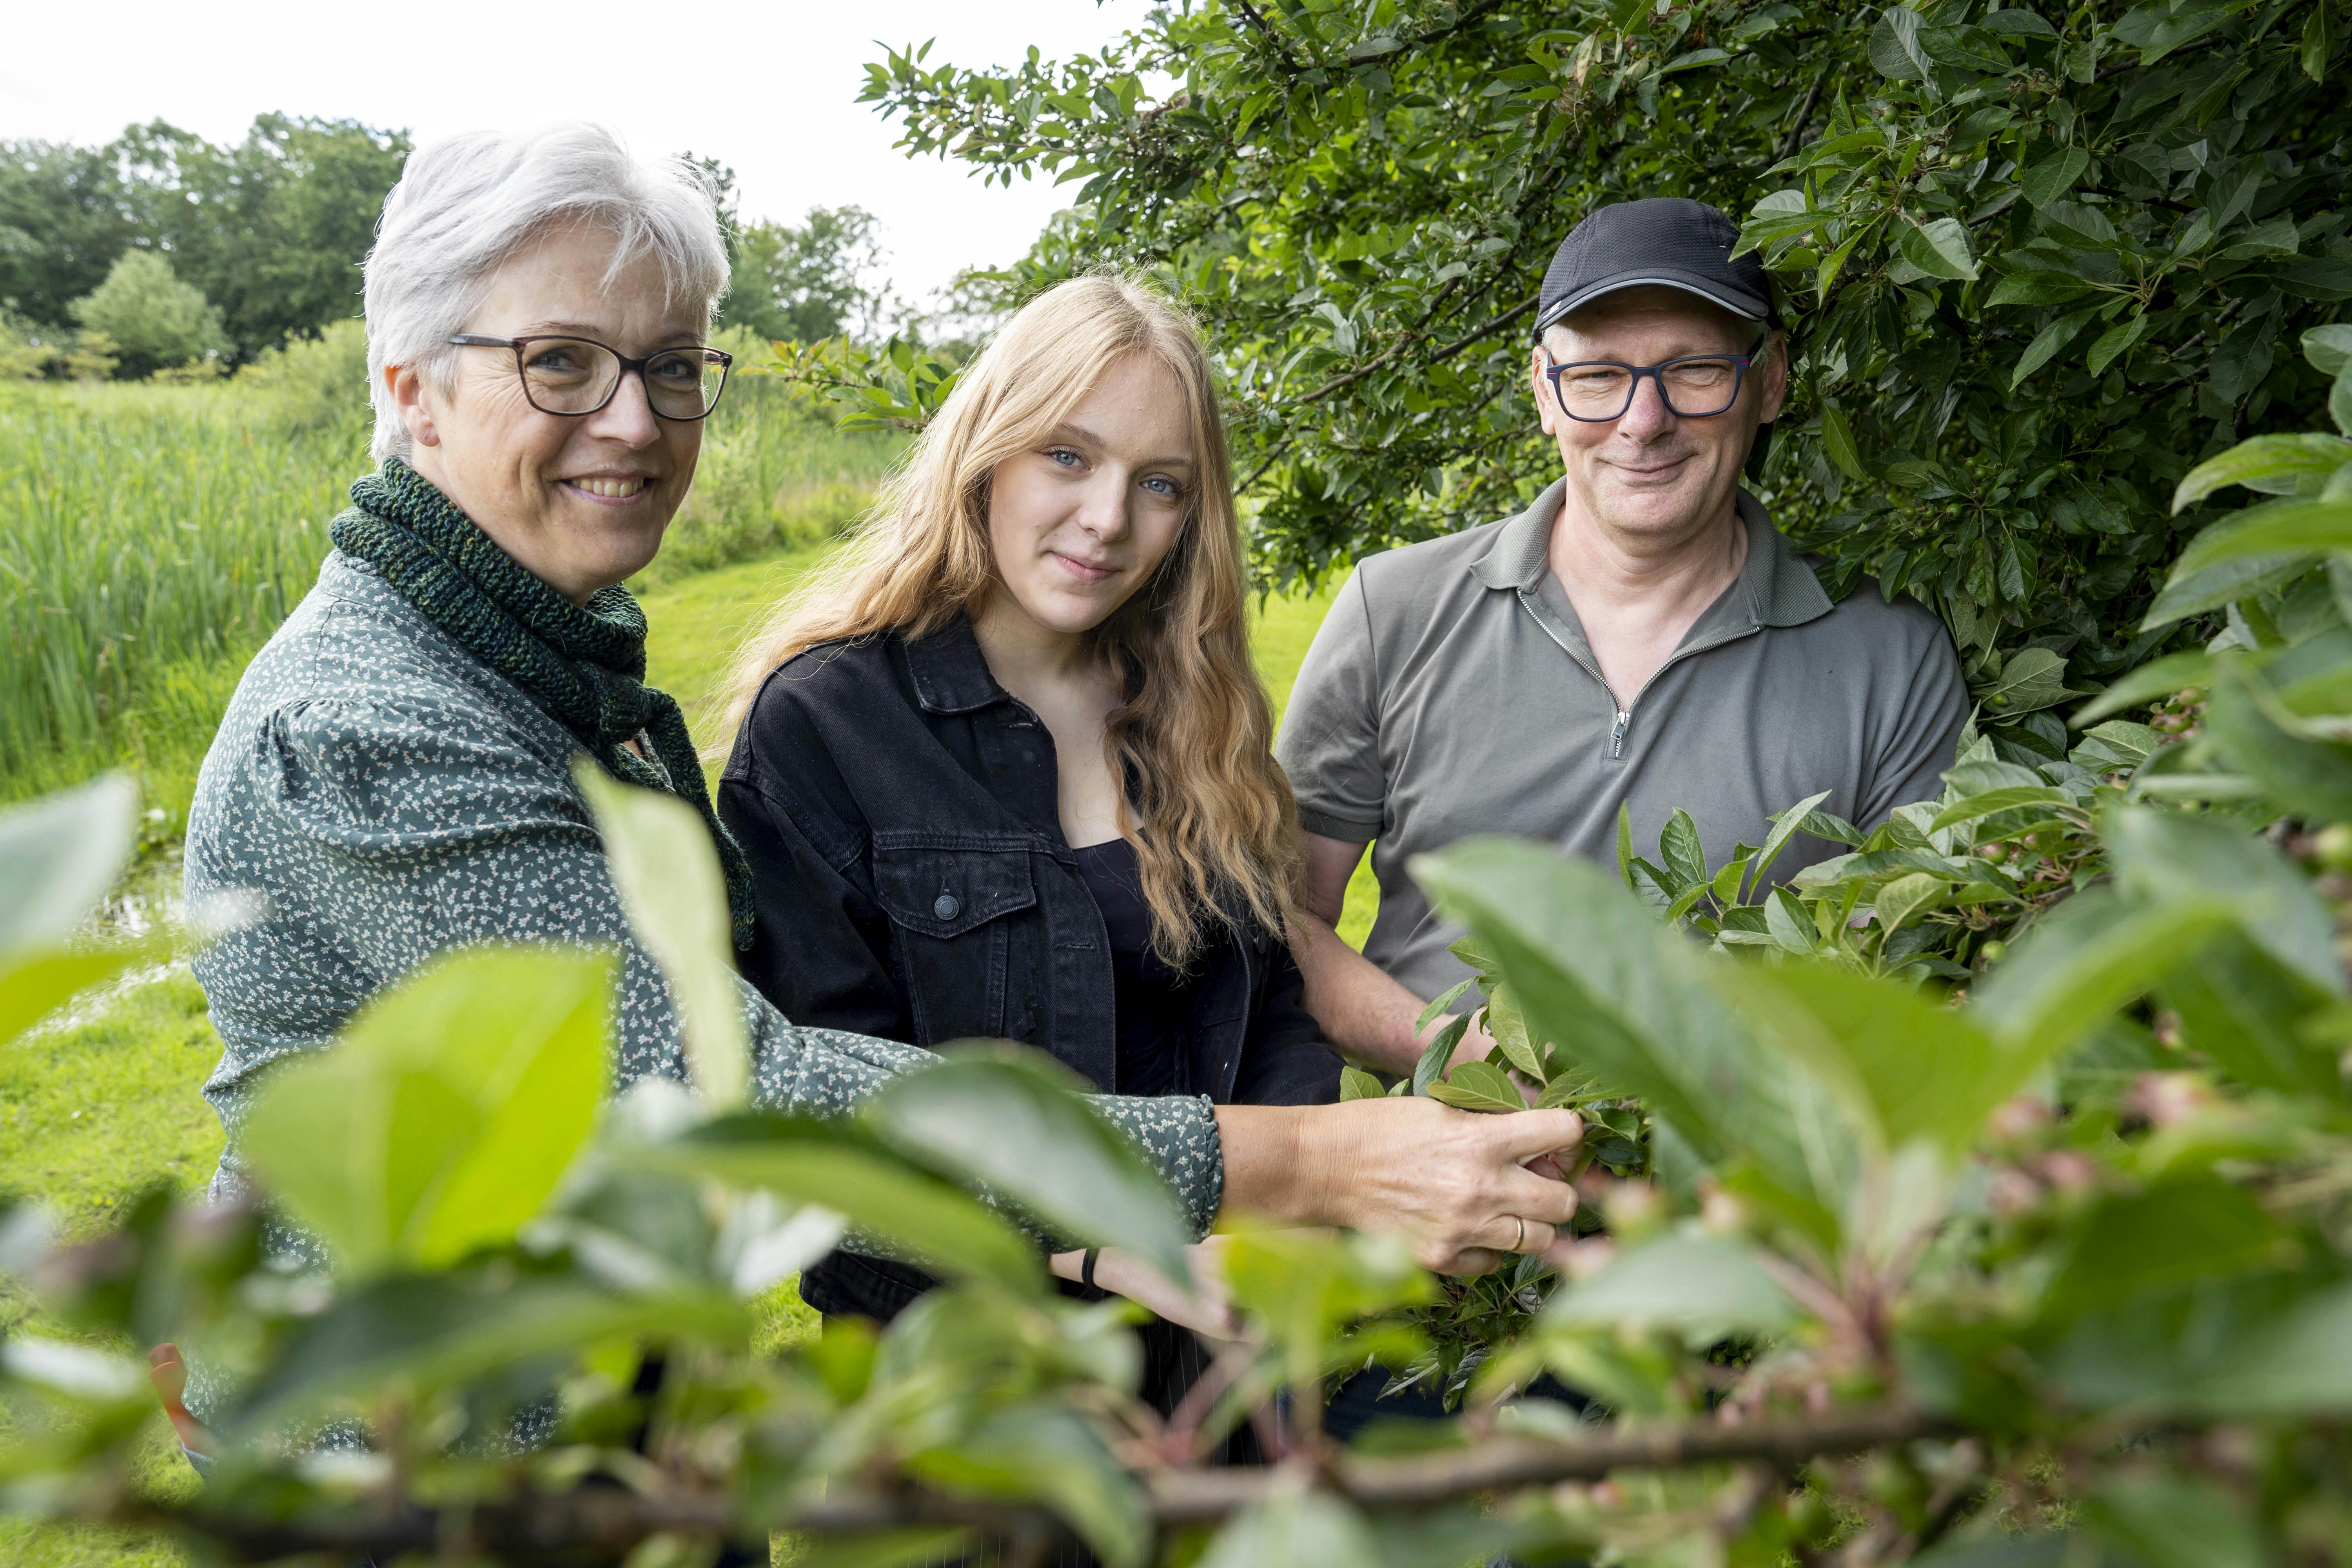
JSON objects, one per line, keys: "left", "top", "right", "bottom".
{"left": 1522, "top": 589, "right": 1760, "bottom": 762}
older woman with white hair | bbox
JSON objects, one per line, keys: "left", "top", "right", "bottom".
{"left": 185, "top": 122, "right": 1582, "bottom": 1303}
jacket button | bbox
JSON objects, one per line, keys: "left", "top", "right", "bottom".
{"left": 933, "top": 892, "right": 960, "bottom": 920}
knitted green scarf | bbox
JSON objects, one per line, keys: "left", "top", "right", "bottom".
{"left": 330, "top": 459, "right": 756, "bottom": 949}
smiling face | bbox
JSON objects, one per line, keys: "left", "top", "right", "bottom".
{"left": 388, "top": 223, "right": 707, "bottom": 603}
{"left": 1532, "top": 285, "right": 1786, "bottom": 550}
{"left": 980, "top": 353, "right": 1197, "bottom": 645}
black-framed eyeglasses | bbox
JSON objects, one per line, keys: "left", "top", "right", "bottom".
{"left": 447, "top": 334, "right": 733, "bottom": 421}
{"left": 1539, "top": 334, "right": 1768, "bottom": 422}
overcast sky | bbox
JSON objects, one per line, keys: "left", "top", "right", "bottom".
{"left": 0, "top": 0, "right": 1154, "bottom": 303}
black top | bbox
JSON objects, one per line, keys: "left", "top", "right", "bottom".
{"left": 1071, "top": 837, "right": 1192, "bottom": 1097}
{"left": 717, "top": 612, "right": 1343, "bottom": 1325}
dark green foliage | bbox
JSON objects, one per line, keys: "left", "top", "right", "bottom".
{"left": 854, "top": 0, "right": 2351, "bottom": 702}
{"left": 0, "top": 115, "right": 409, "bottom": 363}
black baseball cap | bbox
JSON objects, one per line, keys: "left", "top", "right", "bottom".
{"left": 1533, "top": 197, "right": 1779, "bottom": 341}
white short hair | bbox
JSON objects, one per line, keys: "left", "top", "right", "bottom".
{"left": 362, "top": 122, "right": 730, "bottom": 462}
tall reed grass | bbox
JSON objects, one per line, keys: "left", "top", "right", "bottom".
{"left": 0, "top": 323, "right": 900, "bottom": 821}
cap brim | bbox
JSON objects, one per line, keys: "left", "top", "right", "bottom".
{"left": 1534, "top": 270, "right": 1771, "bottom": 337}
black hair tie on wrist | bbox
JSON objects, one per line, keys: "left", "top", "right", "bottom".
{"left": 1080, "top": 1248, "right": 1101, "bottom": 1293}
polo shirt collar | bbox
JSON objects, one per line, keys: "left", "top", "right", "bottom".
{"left": 1471, "top": 480, "right": 1832, "bottom": 629}
{"left": 902, "top": 611, "right": 1009, "bottom": 715}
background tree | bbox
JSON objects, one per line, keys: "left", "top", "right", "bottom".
{"left": 0, "top": 141, "right": 138, "bottom": 331}
{"left": 69, "top": 251, "right": 224, "bottom": 379}
{"left": 850, "top": 0, "right": 2350, "bottom": 755}
{"left": 722, "top": 204, "right": 901, "bottom": 343}
{"left": 0, "top": 116, "right": 408, "bottom": 364}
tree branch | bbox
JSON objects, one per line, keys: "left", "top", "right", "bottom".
{"left": 1773, "top": 65, "right": 1834, "bottom": 166}
{"left": 89, "top": 1404, "right": 1960, "bottom": 1564}
{"left": 1229, "top": 0, "right": 1308, "bottom": 78}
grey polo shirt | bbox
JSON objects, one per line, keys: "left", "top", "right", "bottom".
{"left": 1276, "top": 479, "right": 1967, "bottom": 1001}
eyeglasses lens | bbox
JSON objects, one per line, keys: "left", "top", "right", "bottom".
{"left": 520, "top": 339, "right": 621, "bottom": 416}
{"left": 643, "top": 348, "right": 728, "bottom": 418}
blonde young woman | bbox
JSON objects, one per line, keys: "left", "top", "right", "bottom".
{"left": 717, "top": 277, "right": 1580, "bottom": 1439}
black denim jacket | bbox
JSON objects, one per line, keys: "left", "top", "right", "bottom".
{"left": 718, "top": 615, "right": 1342, "bottom": 1318}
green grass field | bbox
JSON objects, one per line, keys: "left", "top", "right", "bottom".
{"left": 0, "top": 387, "right": 1374, "bottom": 1566}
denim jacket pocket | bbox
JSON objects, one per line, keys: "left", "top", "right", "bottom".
{"left": 869, "top": 842, "right": 1038, "bottom": 1044}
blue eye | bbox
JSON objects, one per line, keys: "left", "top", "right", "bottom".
{"left": 1142, "top": 475, "right": 1179, "bottom": 497}
{"left": 1046, "top": 448, "right": 1083, "bottom": 468}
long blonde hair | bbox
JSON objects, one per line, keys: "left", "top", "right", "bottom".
{"left": 723, "top": 275, "right": 1299, "bottom": 966}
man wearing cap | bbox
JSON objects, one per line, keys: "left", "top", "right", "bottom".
{"left": 1277, "top": 197, "right": 1969, "bottom": 1075}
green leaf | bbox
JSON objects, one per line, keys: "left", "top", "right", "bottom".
{"left": 2085, "top": 313, "right": 2151, "bottom": 376}
{"left": 910, "top": 1404, "right": 1149, "bottom": 1568}
{"left": 1868, "top": 7, "right": 1935, "bottom": 82}
{"left": 872, "top": 1046, "right": 1194, "bottom": 1283}
{"left": 2204, "top": 658, "right": 2352, "bottom": 822}
{"left": 1763, "top": 888, "right": 1818, "bottom": 955}
{"left": 1929, "top": 785, "right": 2071, "bottom": 831}
{"left": 2141, "top": 548, "right": 2313, "bottom": 629}
{"left": 228, "top": 1271, "right": 745, "bottom": 1437}
{"left": 2107, "top": 802, "right": 2344, "bottom": 996}
{"left": 2074, "top": 652, "right": 2212, "bottom": 726}
{"left": 0, "top": 946, "right": 149, "bottom": 1049}
{"left": 1428, "top": 1059, "right": 1524, "bottom": 1112}
{"left": 1750, "top": 789, "right": 1836, "bottom": 887}
{"left": 789, "top": 1530, "right": 983, "bottom": 1568}
{"left": 1968, "top": 888, "right": 2239, "bottom": 1057}
{"left": 576, "top": 764, "right": 749, "bottom": 1110}
{"left": 634, "top": 1117, "right": 1042, "bottom": 1291}
{"left": 1978, "top": 646, "right": 2074, "bottom": 714}
{"left": 1412, "top": 1013, "right": 1469, "bottom": 1097}
{"left": 1898, "top": 216, "right": 1981, "bottom": 281}
{"left": 2042, "top": 1176, "right": 2285, "bottom": 1323}
{"left": 1873, "top": 871, "right": 1949, "bottom": 933}
{"left": 2172, "top": 433, "right": 2352, "bottom": 512}
{"left": 2040, "top": 200, "right": 2118, "bottom": 249}
{"left": 1721, "top": 964, "right": 2025, "bottom": 1157}
{"left": 0, "top": 774, "right": 136, "bottom": 958}
{"left": 2011, "top": 308, "right": 2097, "bottom": 387}
{"left": 1615, "top": 799, "right": 1637, "bottom": 891}
{"left": 1485, "top": 984, "right": 1547, "bottom": 1081}
{"left": 1544, "top": 1232, "right": 1798, "bottom": 1341}
{"left": 2183, "top": 1280, "right": 2352, "bottom": 1414}
{"left": 1986, "top": 271, "right": 2095, "bottom": 307}
{"left": 1338, "top": 1065, "right": 1386, "bottom": 1102}
{"left": 2306, "top": 324, "right": 2352, "bottom": 377}
{"left": 240, "top": 947, "right": 612, "bottom": 1275}
{"left": 1660, "top": 47, "right": 1732, "bottom": 74}
{"left": 1413, "top": 976, "right": 1477, "bottom": 1037}
{"left": 2083, "top": 1475, "right": 2268, "bottom": 1568}
{"left": 2020, "top": 147, "right": 2090, "bottom": 209}
{"left": 1196, "top": 1484, "right": 1385, "bottom": 1568}
{"left": 2302, "top": 0, "right": 2333, "bottom": 82}
{"left": 1820, "top": 402, "right": 1869, "bottom": 480}
{"left": 1659, "top": 808, "right": 1708, "bottom": 889}
{"left": 2171, "top": 499, "right": 2352, "bottom": 579}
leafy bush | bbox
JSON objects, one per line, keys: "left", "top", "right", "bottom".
{"left": 841, "top": 0, "right": 2349, "bottom": 736}
{"left": 70, "top": 252, "right": 226, "bottom": 380}
{"left": 233, "top": 316, "right": 370, "bottom": 439}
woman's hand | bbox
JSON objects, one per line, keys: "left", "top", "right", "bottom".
{"left": 1215, "top": 1098, "right": 1582, "bottom": 1276}
{"left": 1052, "top": 1236, "right": 1241, "bottom": 1342}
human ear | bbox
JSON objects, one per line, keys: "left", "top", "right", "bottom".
{"left": 1530, "top": 347, "right": 1557, "bottom": 436}
{"left": 387, "top": 363, "right": 439, "bottom": 448}
{"left": 1755, "top": 330, "right": 1789, "bottom": 425}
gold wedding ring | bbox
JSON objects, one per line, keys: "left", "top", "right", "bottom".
{"left": 1510, "top": 1215, "right": 1526, "bottom": 1252}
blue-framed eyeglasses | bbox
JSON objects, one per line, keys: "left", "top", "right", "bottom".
{"left": 1540, "top": 334, "right": 1769, "bottom": 422}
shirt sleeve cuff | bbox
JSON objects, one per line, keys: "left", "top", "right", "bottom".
{"left": 1086, "top": 1091, "right": 1224, "bottom": 1241}
{"left": 1296, "top": 805, "right": 1382, "bottom": 842}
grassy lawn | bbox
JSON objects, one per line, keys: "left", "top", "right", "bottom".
{"left": 0, "top": 541, "right": 1372, "bottom": 1568}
